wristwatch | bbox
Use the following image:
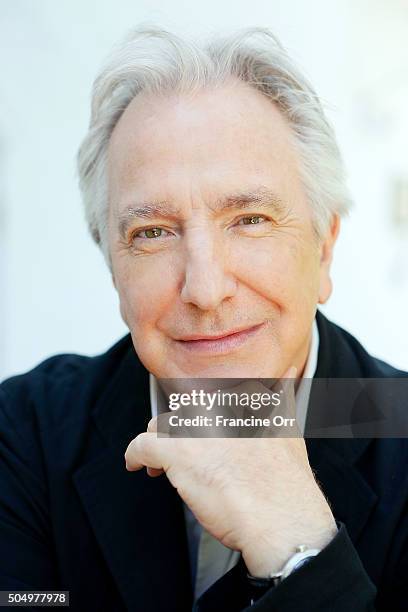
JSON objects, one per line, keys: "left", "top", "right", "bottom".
{"left": 246, "top": 545, "right": 321, "bottom": 600}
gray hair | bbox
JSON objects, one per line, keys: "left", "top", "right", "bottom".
{"left": 77, "top": 26, "right": 352, "bottom": 268}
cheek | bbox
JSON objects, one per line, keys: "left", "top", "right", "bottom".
{"left": 231, "top": 238, "right": 320, "bottom": 304}
{"left": 115, "top": 255, "right": 179, "bottom": 330}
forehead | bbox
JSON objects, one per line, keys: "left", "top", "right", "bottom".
{"left": 107, "top": 79, "right": 302, "bottom": 211}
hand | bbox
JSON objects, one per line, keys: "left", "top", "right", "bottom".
{"left": 124, "top": 368, "right": 337, "bottom": 577}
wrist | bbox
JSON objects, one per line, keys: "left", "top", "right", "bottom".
{"left": 242, "top": 520, "right": 338, "bottom": 578}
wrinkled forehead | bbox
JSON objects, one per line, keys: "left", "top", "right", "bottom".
{"left": 107, "top": 81, "right": 304, "bottom": 218}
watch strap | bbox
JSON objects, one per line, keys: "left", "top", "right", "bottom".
{"left": 246, "top": 544, "right": 321, "bottom": 597}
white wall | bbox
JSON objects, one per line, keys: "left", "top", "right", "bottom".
{"left": 1, "top": 0, "right": 407, "bottom": 381}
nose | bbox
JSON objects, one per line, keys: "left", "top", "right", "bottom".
{"left": 180, "top": 229, "right": 237, "bottom": 311}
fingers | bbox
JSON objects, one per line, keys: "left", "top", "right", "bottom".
{"left": 147, "top": 416, "right": 158, "bottom": 433}
{"left": 280, "top": 365, "right": 298, "bottom": 397}
{"left": 146, "top": 417, "right": 164, "bottom": 475}
{"left": 124, "top": 431, "right": 164, "bottom": 472}
{"left": 146, "top": 466, "right": 164, "bottom": 477}
{"left": 281, "top": 365, "right": 298, "bottom": 379}
{"left": 125, "top": 417, "right": 168, "bottom": 477}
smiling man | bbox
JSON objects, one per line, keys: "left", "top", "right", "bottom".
{"left": 107, "top": 80, "right": 333, "bottom": 381}
{"left": 0, "top": 26, "right": 407, "bottom": 612}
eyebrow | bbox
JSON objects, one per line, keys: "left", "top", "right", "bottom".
{"left": 117, "top": 188, "right": 287, "bottom": 239}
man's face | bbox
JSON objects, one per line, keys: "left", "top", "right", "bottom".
{"left": 108, "top": 80, "right": 338, "bottom": 379}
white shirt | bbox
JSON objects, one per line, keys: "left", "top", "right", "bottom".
{"left": 149, "top": 320, "right": 319, "bottom": 601}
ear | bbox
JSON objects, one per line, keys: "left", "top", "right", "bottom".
{"left": 318, "top": 214, "right": 340, "bottom": 304}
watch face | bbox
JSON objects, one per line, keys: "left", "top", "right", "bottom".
{"left": 292, "top": 556, "right": 315, "bottom": 573}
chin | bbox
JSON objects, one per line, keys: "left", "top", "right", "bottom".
{"left": 170, "top": 358, "right": 280, "bottom": 380}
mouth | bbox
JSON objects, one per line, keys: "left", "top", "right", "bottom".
{"left": 174, "top": 322, "right": 266, "bottom": 355}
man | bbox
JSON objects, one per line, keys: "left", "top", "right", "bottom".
{"left": 0, "top": 26, "right": 406, "bottom": 611}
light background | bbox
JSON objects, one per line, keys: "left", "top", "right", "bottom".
{"left": 1, "top": 0, "right": 408, "bottom": 381}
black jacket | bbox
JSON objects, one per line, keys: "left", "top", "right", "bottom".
{"left": 0, "top": 310, "right": 407, "bottom": 611}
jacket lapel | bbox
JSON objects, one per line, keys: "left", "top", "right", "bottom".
{"left": 72, "top": 345, "right": 193, "bottom": 611}
{"left": 305, "top": 310, "right": 378, "bottom": 543}
{"left": 305, "top": 437, "right": 377, "bottom": 542}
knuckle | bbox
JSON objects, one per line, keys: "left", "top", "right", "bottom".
{"left": 137, "top": 432, "right": 151, "bottom": 456}
{"left": 147, "top": 416, "right": 157, "bottom": 432}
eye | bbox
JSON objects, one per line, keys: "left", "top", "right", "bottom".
{"left": 126, "top": 225, "right": 175, "bottom": 252}
{"left": 144, "top": 227, "right": 162, "bottom": 238}
{"left": 237, "top": 215, "right": 266, "bottom": 225}
{"left": 133, "top": 227, "right": 165, "bottom": 239}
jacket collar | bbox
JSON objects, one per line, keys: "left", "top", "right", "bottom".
{"left": 309, "top": 309, "right": 377, "bottom": 465}
{"left": 72, "top": 310, "right": 377, "bottom": 610}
